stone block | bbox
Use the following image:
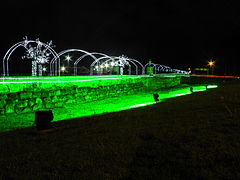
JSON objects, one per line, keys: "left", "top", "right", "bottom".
{"left": 32, "top": 92, "right": 42, "bottom": 98}
{"left": 16, "top": 99, "right": 28, "bottom": 108}
{"left": 8, "top": 93, "right": 19, "bottom": 101}
{"left": 32, "top": 104, "right": 42, "bottom": 111}
{"left": 60, "top": 89, "right": 67, "bottom": 95}
{"left": 0, "top": 108, "right": 5, "bottom": 116}
{"left": 41, "top": 91, "right": 49, "bottom": 97}
{"left": 0, "top": 94, "right": 8, "bottom": 100}
{"left": 20, "top": 92, "right": 32, "bottom": 99}
{"left": 0, "top": 99, "right": 6, "bottom": 108}
{"left": 55, "top": 90, "right": 61, "bottom": 96}
{"left": 54, "top": 102, "right": 64, "bottom": 108}
{"left": 15, "top": 107, "right": 24, "bottom": 114}
{"left": 51, "top": 95, "right": 59, "bottom": 103}
{"left": 0, "top": 86, "right": 10, "bottom": 93}
{"left": 5, "top": 103, "right": 15, "bottom": 114}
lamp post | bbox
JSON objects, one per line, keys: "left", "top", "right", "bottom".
{"left": 65, "top": 55, "right": 72, "bottom": 74}
{"left": 208, "top": 60, "right": 215, "bottom": 75}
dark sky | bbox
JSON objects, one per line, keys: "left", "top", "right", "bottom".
{"left": 1, "top": 0, "right": 240, "bottom": 75}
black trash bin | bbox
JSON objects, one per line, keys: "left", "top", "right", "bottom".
{"left": 35, "top": 110, "right": 53, "bottom": 131}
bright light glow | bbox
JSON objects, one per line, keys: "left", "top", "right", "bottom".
{"left": 207, "top": 85, "right": 218, "bottom": 88}
{"left": 61, "top": 66, "right": 66, "bottom": 71}
{"left": 42, "top": 67, "right": 47, "bottom": 72}
{"left": 122, "top": 102, "right": 156, "bottom": 109}
{"left": 111, "top": 62, "right": 115, "bottom": 66}
{"left": 170, "top": 92, "right": 191, "bottom": 97}
{"left": 0, "top": 75, "right": 143, "bottom": 84}
{"left": 208, "top": 60, "right": 215, "bottom": 67}
{"left": 105, "top": 63, "right": 109, "bottom": 68}
{"left": 65, "top": 55, "right": 71, "bottom": 62}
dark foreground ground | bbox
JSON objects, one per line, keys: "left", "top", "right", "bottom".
{"left": 0, "top": 83, "right": 240, "bottom": 179}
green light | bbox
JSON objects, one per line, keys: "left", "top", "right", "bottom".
{"left": 170, "top": 92, "right": 191, "bottom": 97}
{"left": 0, "top": 84, "right": 218, "bottom": 132}
{"left": 207, "top": 85, "right": 218, "bottom": 89}
{"left": 120, "top": 102, "right": 156, "bottom": 110}
{"left": 0, "top": 76, "right": 143, "bottom": 84}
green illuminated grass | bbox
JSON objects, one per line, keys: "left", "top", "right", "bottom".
{"left": 0, "top": 84, "right": 217, "bottom": 132}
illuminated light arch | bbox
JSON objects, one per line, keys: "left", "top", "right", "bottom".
{"left": 51, "top": 49, "right": 98, "bottom": 76}
{"left": 125, "top": 58, "right": 144, "bottom": 75}
{"left": 172, "top": 69, "right": 189, "bottom": 74}
{"left": 74, "top": 52, "right": 114, "bottom": 75}
{"left": 90, "top": 55, "right": 143, "bottom": 75}
{"left": 104, "top": 56, "right": 132, "bottom": 75}
{"left": 2, "top": 38, "right": 59, "bottom": 76}
{"left": 156, "top": 64, "right": 172, "bottom": 73}
{"left": 144, "top": 63, "right": 158, "bottom": 74}
{"left": 90, "top": 56, "right": 113, "bottom": 75}
{"left": 161, "top": 65, "right": 172, "bottom": 73}
{"left": 102, "top": 57, "right": 141, "bottom": 75}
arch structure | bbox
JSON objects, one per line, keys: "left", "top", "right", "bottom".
{"left": 144, "top": 63, "right": 157, "bottom": 74}
{"left": 90, "top": 55, "right": 144, "bottom": 75}
{"left": 2, "top": 37, "right": 188, "bottom": 76}
{"left": 171, "top": 68, "right": 189, "bottom": 74}
{"left": 2, "top": 37, "right": 59, "bottom": 76}
{"left": 156, "top": 64, "right": 172, "bottom": 73}
{"left": 73, "top": 52, "right": 113, "bottom": 75}
{"left": 51, "top": 49, "right": 98, "bottom": 76}
{"left": 144, "top": 63, "right": 189, "bottom": 75}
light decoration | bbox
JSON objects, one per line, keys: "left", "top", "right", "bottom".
{"left": 65, "top": 55, "right": 72, "bottom": 62}
{"left": 61, "top": 66, "right": 66, "bottom": 72}
{"left": 115, "top": 55, "right": 131, "bottom": 75}
{"left": 52, "top": 49, "right": 98, "bottom": 76}
{"left": 111, "top": 62, "right": 115, "bottom": 66}
{"left": 22, "top": 37, "right": 55, "bottom": 76}
{"left": 2, "top": 37, "right": 189, "bottom": 76}
{"left": 2, "top": 37, "right": 59, "bottom": 76}
{"left": 42, "top": 67, "right": 47, "bottom": 72}
{"left": 74, "top": 52, "right": 113, "bottom": 75}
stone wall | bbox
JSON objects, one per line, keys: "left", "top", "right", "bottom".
{"left": 0, "top": 75, "right": 182, "bottom": 116}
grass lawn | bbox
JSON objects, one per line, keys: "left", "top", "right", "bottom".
{"left": 0, "top": 82, "right": 240, "bottom": 179}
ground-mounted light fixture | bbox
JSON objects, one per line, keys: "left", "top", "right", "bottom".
{"left": 153, "top": 93, "right": 160, "bottom": 102}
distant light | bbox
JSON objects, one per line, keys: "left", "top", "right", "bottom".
{"left": 42, "top": 67, "right": 47, "bottom": 72}
{"left": 105, "top": 63, "right": 109, "bottom": 68}
{"left": 208, "top": 60, "right": 215, "bottom": 67}
{"left": 61, "top": 66, "right": 66, "bottom": 71}
{"left": 100, "top": 65, "right": 104, "bottom": 68}
{"left": 65, "top": 55, "right": 71, "bottom": 62}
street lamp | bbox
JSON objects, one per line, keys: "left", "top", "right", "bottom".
{"left": 65, "top": 55, "right": 71, "bottom": 62}
{"left": 65, "top": 55, "right": 72, "bottom": 74}
{"left": 61, "top": 66, "right": 66, "bottom": 72}
{"left": 208, "top": 60, "right": 215, "bottom": 75}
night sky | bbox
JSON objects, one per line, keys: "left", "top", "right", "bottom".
{"left": 1, "top": 0, "right": 240, "bottom": 75}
